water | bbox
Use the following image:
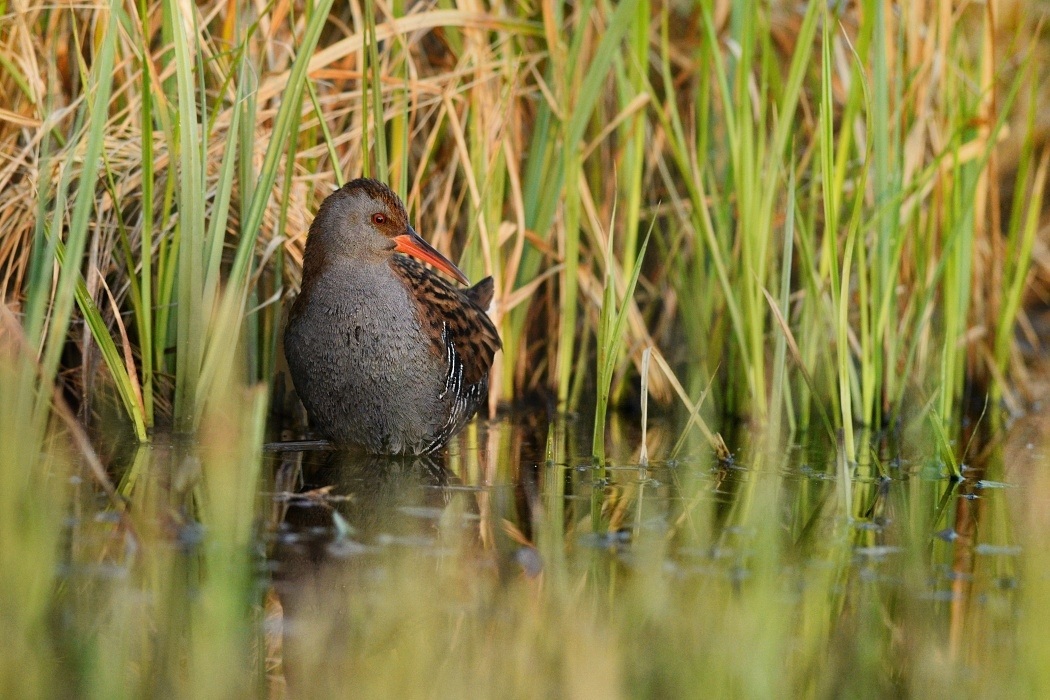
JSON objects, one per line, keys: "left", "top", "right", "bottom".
{"left": 54, "top": 408, "right": 1045, "bottom": 696}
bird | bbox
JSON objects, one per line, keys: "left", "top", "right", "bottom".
{"left": 284, "top": 178, "right": 501, "bottom": 455}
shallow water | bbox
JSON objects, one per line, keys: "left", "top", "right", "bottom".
{"left": 54, "top": 407, "right": 1046, "bottom": 696}
{"left": 258, "top": 409, "right": 1037, "bottom": 693}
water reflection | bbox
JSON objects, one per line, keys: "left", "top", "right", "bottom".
{"left": 266, "top": 408, "right": 774, "bottom": 603}
{"left": 271, "top": 452, "right": 450, "bottom": 693}
{"left": 268, "top": 413, "right": 549, "bottom": 576}
{"left": 266, "top": 416, "right": 553, "bottom": 694}
{"left": 258, "top": 406, "right": 1034, "bottom": 695}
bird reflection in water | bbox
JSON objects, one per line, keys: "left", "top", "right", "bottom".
{"left": 266, "top": 430, "right": 544, "bottom": 695}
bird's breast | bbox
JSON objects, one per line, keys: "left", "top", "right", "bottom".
{"left": 293, "top": 266, "right": 437, "bottom": 373}
{"left": 284, "top": 262, "right": 452, "bottom": 451}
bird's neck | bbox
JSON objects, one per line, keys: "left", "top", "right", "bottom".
{"left": 297, "top": 252, "right": 409, "bottom": 314}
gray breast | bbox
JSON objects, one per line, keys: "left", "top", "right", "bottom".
{"left": 284, "top": 263, "right": 448, "bottom": 454}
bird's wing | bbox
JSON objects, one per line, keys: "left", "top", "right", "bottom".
{"left": 390, "top": 256, "right": 501, "bottom": 387}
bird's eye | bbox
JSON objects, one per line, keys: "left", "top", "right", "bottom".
{"left": 372, "top": 213, "right": 386, "bottom": 225}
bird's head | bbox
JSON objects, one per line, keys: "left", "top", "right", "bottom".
{"left": 305, "top": 178, "right": 469, "bottom": 285}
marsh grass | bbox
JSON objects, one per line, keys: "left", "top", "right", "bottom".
{"left": 2, "top": 0, "right": 1050, "bottom": 697}
{"left": 3, "top": 1, "right": 1044, "bottom": 445}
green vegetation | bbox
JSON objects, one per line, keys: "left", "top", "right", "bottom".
{"left": 0, "top": 0, "right": 1047, "bottom": 697}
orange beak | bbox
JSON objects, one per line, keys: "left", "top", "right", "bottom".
{"left": 393, "top": 228, "right": 470, "bottom": 286}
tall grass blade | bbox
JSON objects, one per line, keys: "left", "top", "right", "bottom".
{"left": 593, "top": 228, "right": 651, "bottom": 462}
{"left": 557, "top": 0, "right": 641, "bottom": 406}
{"left": 166, "top": 0, "right": 206, "bottom": 432}
{"left": 33, "top": 14, "right": 112, "bottom": 366}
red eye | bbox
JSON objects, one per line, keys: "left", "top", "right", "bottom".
{"left": 372, "top": 213, "right": 386, "bottom": 225}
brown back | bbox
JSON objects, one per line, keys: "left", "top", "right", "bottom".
{"left": 389, "top": 256, "right": 501, "bottom": 387}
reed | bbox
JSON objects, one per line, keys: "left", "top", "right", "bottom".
{"left": 0, "top": 314, "right": 71, "bottom": 697}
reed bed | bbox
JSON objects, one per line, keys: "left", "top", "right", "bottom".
{"left": 1, "top": 0, "right": 1045, "bottom": 446}
{"left": 1, "top": 0, "right": 1049, "bottom": 697}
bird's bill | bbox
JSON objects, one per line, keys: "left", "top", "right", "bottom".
{"left": 393, "top": 229, "right": 471, "bottom": 286}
